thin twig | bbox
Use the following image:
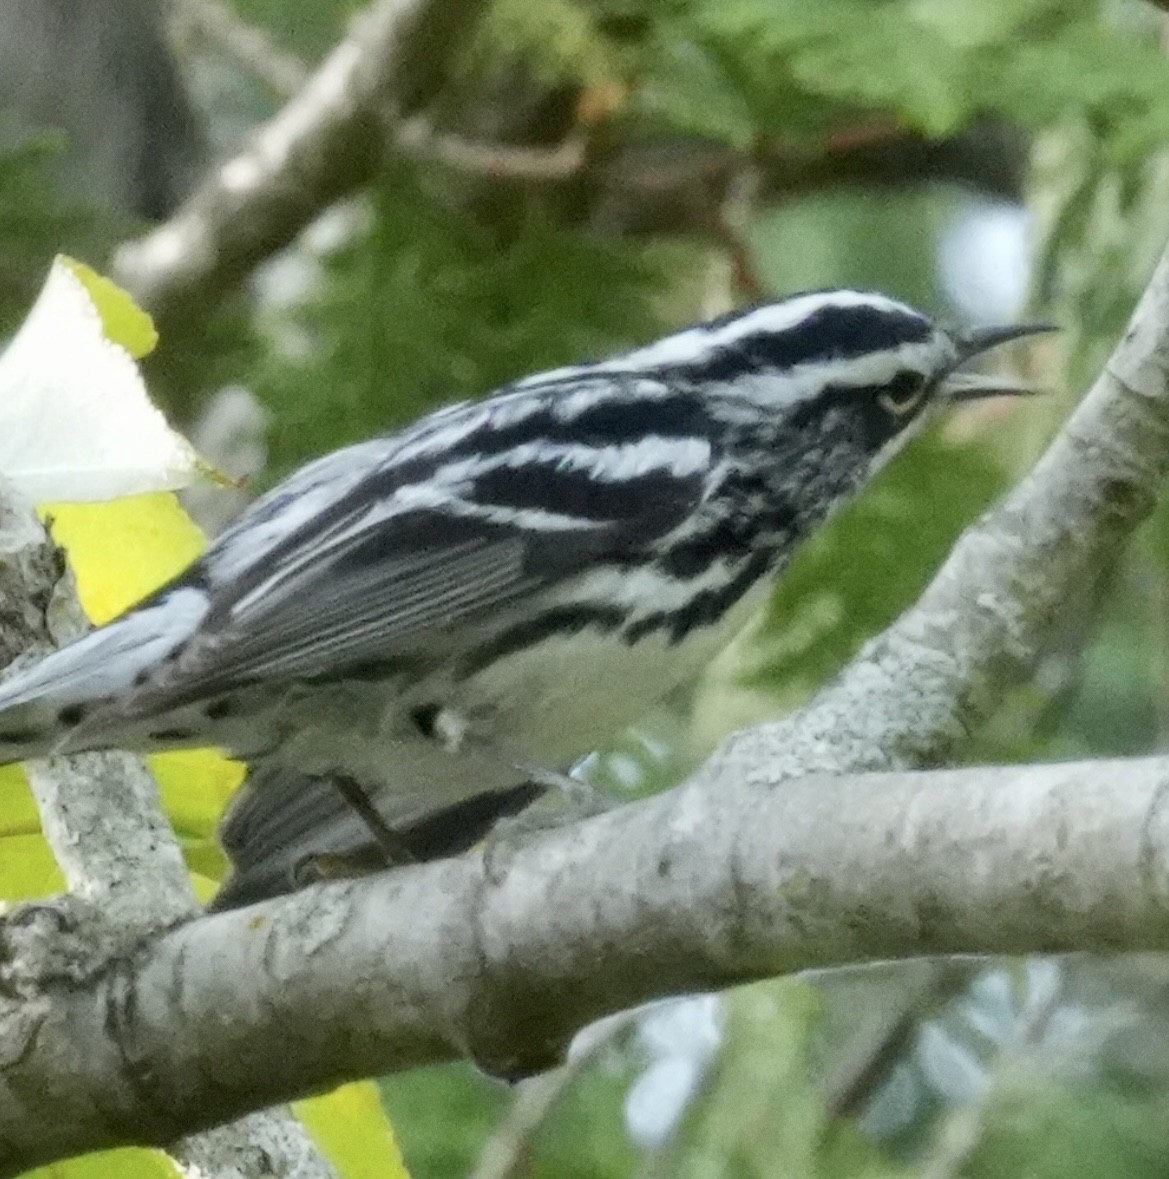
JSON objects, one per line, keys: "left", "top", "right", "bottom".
{"left": 468, "top": 1012, "right": 637, "bottom": 1179}
{"left": 172, "top": 0, "right": 588, "bottom": 183}
{"left": 169, "top": 0, "right": 309, "bottom": 96}
{"left": 917, "top": 969, "right": 1063, "bottom": 1179}
{"left": 395, "top": 116, "right": 588, "bottom": 181}
{"left": 823, "top": 962, "right": 973, "bottom": 1121}
{"left": 114, "top": 0, "right": 491, "bottom": 322}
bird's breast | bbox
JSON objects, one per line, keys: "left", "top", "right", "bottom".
{"left": 445, "top": 565, "right": 775, "bottom": 766}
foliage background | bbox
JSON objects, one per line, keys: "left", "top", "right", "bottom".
{"left": 6, "top": 0, "right": 1169, "bottom": 1175}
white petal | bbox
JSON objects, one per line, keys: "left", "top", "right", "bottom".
{"left": 0, "top": 259, "right": 199, "bottom": 502}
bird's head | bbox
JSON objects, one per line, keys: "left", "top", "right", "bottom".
{"left": 831, "top": 299, "right": 1055, "bottom": 474}
{"left": 617, "top": 289, "right": 1054, "bottom": 481}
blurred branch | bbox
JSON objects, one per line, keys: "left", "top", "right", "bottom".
{"left": 822, "top": 962, "right": 972, "bottom": 1121}
{"left": 121, "top": 0, "right": 1027, "bottom": 332}
{"left": 394, "top": 116, "right": 588, "bottom": 181}
{"left": 916, "top": 970, "right": 1064, "bottom": 1179}
{"left": 169, "top": 0, "right": 309, "bottom": 96}
{"left": 174, "top": 1, "right": 586, "bottom": 184}
{"left": 468, "top": 1011, "right": 637, "bottom": 1179}
{"left": 581, "top": 120, "right": 1026, "bottom": 240}
{"left": 113, "top": 0, "right": 491, "bottom": 324}
{"left": 467, "top": 1073, "right": 580, "bottom": 1179}
{"left": 712, "top": 160, "right": 766, "bottom": 300}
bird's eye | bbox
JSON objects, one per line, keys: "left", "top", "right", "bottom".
{"left": 877, "top": 374, "right": 927, "bottom": 417}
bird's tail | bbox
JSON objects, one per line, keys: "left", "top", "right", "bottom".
{"left": 210, "top": 767, "right": 545, "bottom": 910}
{"left": 0, "top": 587, "right": 207, "bottom": 763}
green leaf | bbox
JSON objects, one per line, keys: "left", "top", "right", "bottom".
{"left": 638, "top": 34, "right": 759, "bottom": 147}
{"left": 789, "top": 20, "right": 970, "bottom": 136}
{"left": 257, "top": 175, "right": 667, "bottom": 473}
{"left": 42, "top": 494, "right": 206, "bottom": 624}
{"left": 0, "top": 132, "right": 111, "bottom": 337}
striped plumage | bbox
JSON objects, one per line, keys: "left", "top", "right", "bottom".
{"left": 0, "top": 291, "right": 1048, "bottom": 908}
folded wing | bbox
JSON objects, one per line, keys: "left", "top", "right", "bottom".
{"left": 70, "top": 377, "right": 716, "bottom": 733}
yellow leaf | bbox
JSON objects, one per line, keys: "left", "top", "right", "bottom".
{"left": 14, "top": 1092, "right": 405, "bottom": 1179}
{"left": 38, "top": 498, "right": 247, "bottom": 887}
{"left": 0, "top": 832, "right": 65, "bottom": 899}
{"left": 296, "top": 1083, "right": 410, "bottom": 1179}
{"left": 188, "top": 870, "right": 222, "bottom": 905}
{"left": 152, "top": 749, "right": 241, "bottom": 887}
{"left": 11, "top": 465, "right": 411, "bottom": 1172}
{"left": 61, "top": 256, "right": 159, "bottom": 359}
{"left": 0, "top": 766, "right": 59, "bottom": 899}
{"left": 0, "top": 764, "right": 43, "bottom": 836}
{"left": 151, "top": 750, "right": 246, "bottom": 841}
{"left": 22, "top": 1146, "right": 180, "bottom": 1179}
{"left": 41, "top": 493, "right": 205, "bottom": 624}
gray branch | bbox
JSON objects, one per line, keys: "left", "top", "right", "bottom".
{"left": 113, "top": 0, "right": 489, "bottom": 322}
{"left": 170, "top": 0, "right": 310, "bottom": 97}
{"left": 0, "top": 505, "right": 337, "bottom": 1179}
{"left": 3, "top": 753, "right": 1169, "bottom": 1172}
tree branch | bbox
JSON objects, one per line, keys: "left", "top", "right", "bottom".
{"left": 394, "top": 116, "right": 588, "bottom": 181}
{"left": 4, "top": 30, "right": 1166, "bottom": 1166}
{"left": 170, "top": 0, "right": 310, "bottom": 97}
{"left": 113, "top": 0, "right": 489, "bottom": 323}
{"left": 119, "top": 0, "right": 1025, "bottom": 334}
{"left": 3, "top": 163, "right": 1169, "bottom": 1177}
{"left": 3, "top": 752, "right": 1169, "bottom": 1171}
{"left": 0, "top": 487, "right": 335, "bottom": 1177}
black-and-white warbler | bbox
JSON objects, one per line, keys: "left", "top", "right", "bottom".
{"left": 0, "top": 291, "right": 1049, "bottom": 908}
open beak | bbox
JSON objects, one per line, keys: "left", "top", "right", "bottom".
{"left": 938, "top": 322, "right": 1058, "bottom": 402}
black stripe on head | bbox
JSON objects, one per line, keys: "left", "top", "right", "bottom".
{"left": 770, "top": 368, "right": 930, "bottom": 455}
{"left": 667, "top": 303, "right": 933, "bottom": 386}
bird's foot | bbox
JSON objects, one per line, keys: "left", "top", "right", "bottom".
{"left": 330, "top": 776, "right": 418, "bottom": 865}
{"left": 480, "top": 771, "right": 614, "bottom": 884}
{"left": 291, "top": 842, "right": 392, "bottom": 889}
{"left": 511, "top": 761, "right": 613, "bottom": 818}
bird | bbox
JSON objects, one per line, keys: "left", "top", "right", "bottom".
{"left": 0, "top": 290, "right": 1051, "bottom": 909}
